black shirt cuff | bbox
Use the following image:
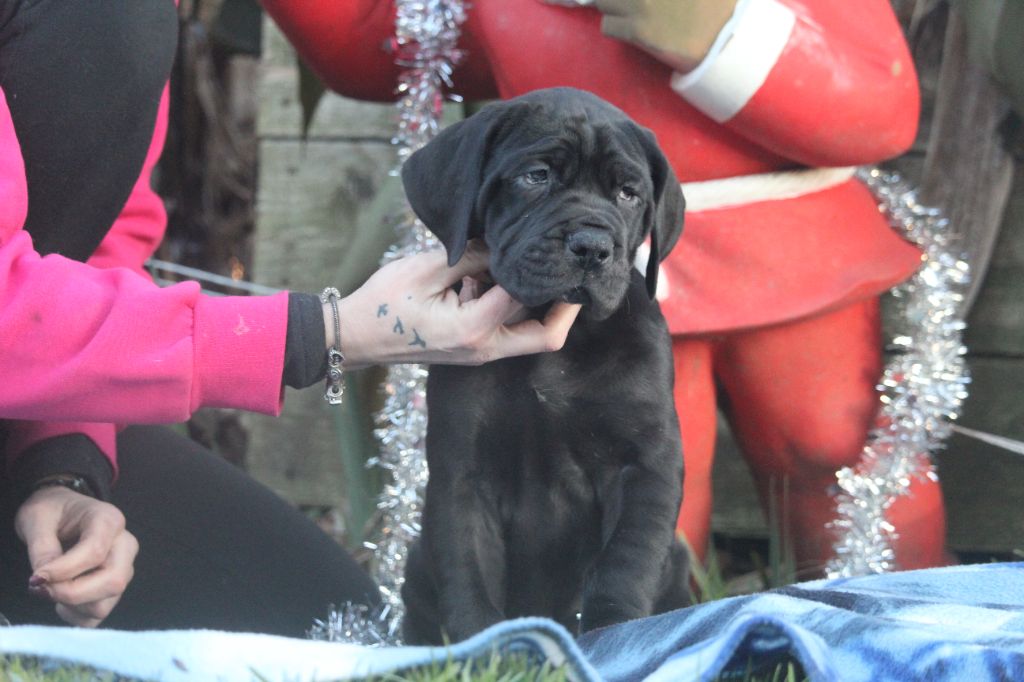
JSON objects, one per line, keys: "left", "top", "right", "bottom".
{"left": 10, "top": 434, "right": 115, "bottom": 503}
{"left": 283, "top": 292, "right": 328, "bottom": 389}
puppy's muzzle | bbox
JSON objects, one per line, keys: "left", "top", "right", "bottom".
{"left": 566, "top": 228, "right": 613, "bottom": 271}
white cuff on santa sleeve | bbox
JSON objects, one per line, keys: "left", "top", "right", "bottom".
{"left": 670, "top": 0, "right": 796, "bottom": 123}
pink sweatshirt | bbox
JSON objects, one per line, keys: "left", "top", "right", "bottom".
{"left": 0, "top": 85, "right": 290, "bottom": 476}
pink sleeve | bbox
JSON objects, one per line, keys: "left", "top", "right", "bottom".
{"left": 0, "top": 86, "right": 289, "bottom": 429}
{"left": 670, "top": 0, "right": 919, "bottom": 166}
{"left": 4, "top": 86, "right": 175, "bottom": 475}
{"left": 0, "top": 233, "right": 290, "bottom": 423}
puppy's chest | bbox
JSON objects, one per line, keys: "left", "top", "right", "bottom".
{"left": 489, "top": 363, "right": 628, "bottom": 561}
{"left": 481, "top": 355, "right": 634, "bottom": 480}
{"left": 527, "top": 366, "right": 578, "bottom": 412}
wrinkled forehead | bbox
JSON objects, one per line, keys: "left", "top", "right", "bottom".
{"left": 491, "top": 100, "right": 646, "bottom": 172}
{"left": 512, "top": 87, "right": 630, "bottom": 120}
{"left": 506, "top": 94, "right": 626, "bottom": 139}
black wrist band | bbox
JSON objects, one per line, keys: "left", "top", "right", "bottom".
{"left": 283, "top": 293, "right": 329, "bottom": 389}
{"left": 9, "top": 433, "right": 114, "bottom": 503}
{"left": 31, "top": 474, "right": 96, "bottom": 499}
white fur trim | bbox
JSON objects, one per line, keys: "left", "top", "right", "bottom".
{"left": 682, "top": 166, "right": 857, "bottom": 212}
{"left": 640, "top": 166, "right": 856, "bottom": 303}
{"left": 670, "top": 0, "right": 796, "bottom": 123}
{"left": 633, "top": 241, "right": 671, "bottom": 302}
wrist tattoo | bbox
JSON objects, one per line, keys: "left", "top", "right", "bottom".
{"left": 409, "top": 329, "right": 427, "bottom": 348}
{"left": 377, "top": 304, "right": 389, "bottom": 317}
{"left": 393, "top": 317, "right": 405, "bottom": 335}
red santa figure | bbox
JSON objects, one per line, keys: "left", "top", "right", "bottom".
{"left": 261, "top": 0, "right": 947, "bottom": 573}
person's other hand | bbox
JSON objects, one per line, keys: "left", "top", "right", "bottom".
{"left": 335, "top": 241, "right": 581, "bottom": 368}
{"left": 591, "top": 0, "right": 739, "bottom": 73}
{"left": 16, "top": 486, "right": 138, "bottom": 627}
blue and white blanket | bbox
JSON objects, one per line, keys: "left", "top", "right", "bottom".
{"left": 2, "top": 562, "right": 1023, "bottom": 681}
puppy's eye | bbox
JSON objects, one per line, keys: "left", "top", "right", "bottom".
{"left": 523, "top": 169, "right": 549, "bottom": 185}
{"left": 617, "top": 186, "right": 640, "bottom": 203}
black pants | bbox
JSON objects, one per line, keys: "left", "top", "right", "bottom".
{"left": 0, "top": 426, "right": 380, "bottom": 636}
{"left": 0, "top": 0, "right": 177, "bottom": 259}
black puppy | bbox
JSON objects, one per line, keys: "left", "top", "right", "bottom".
{"left": 400, "top": 87, "right": 688, "bottom": 644}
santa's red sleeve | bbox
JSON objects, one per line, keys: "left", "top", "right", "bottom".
{"left": 259, "top": 0, "right": 498, "bottom": 102}
{"left": 669, "top": 0, "right": 919, "bottom": 166}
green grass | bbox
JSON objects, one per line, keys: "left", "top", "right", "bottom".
{"left": 0, "top": 652, "right": 567, "bottom": 682}
{"left": 2, "top": 649, "right": 804, "bottom": 682}
{"left": 0, "top": 656, "right": 122, "bottom": 681}
{"left": 376, "top": 652, "right": 568, "bottom": 682}
{"left": 687, "top": 475, "right": 806, "bottom": 607}
{"left": 686, "top": 533, "right": 732, "bottom": 603}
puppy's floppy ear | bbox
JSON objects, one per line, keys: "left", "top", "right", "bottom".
{"left": 400, "top": 102, "right": 511, "bottom": 266}
{"left": 633, "top": 125, "right": 685, "bottom": 299}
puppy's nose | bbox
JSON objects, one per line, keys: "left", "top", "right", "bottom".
{"left": 566, "top": 229, "right": 613, "bottom": 270}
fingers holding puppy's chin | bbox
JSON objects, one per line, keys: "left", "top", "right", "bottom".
{"left": 541, "top": 302, "right": 582, "bottom": 348}
{"left": 441, "top": 240, "right": 491, "bottom": 283}
{"left": 458, "top": 276, "right": 480, "bottom": 303}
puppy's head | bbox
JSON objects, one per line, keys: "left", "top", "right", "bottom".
{"left": 401, "top": 87, "right": 684, "bottom": 319}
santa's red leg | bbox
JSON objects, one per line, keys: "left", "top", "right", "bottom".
{"left": 671, "top": 337, "right": 718, "bottom": 563}
{"left": 712, "top": 298, "right": 948, "bottom": 575}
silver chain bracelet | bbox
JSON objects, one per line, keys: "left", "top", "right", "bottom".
{"left": 320, "top": 287, "right": 345, "bottom": 405}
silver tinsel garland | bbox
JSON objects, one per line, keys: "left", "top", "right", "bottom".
{"left": 310, "top": 0, "right": 465, "bottom": 646}
{"left": 826, "top": 167, "right": 971, "bottom": 577}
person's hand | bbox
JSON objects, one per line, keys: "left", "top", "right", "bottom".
{"left": 16, "top": 485, "right": 138, "bottom": 627}
{"left": 334, "top": 241, "right": 582, "bottom": 368}
{"left": 590, "top": 0, "right": 740, "bottom": 73}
